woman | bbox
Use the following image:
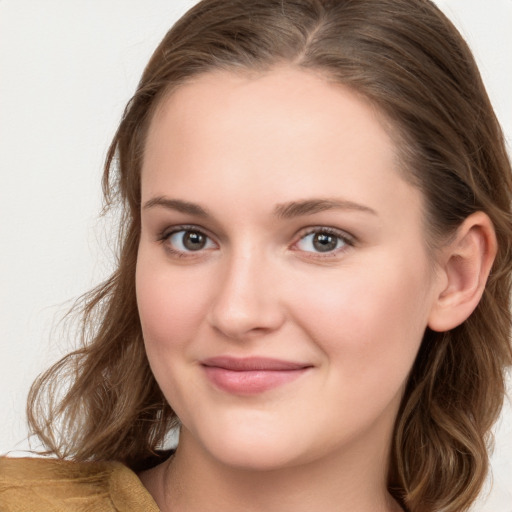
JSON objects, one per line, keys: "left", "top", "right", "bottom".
{"left": 1, "top": 1, "right": 511, "bottom": 511}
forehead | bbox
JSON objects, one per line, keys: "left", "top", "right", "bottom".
{"left": 148, "top": 66, "right": 394, "bottom": 143}
{"left": 141, "top": 66, "right": 423, "bottom": 234}
{"left": 144, "top": 67, "right": 399, "bottom": 180}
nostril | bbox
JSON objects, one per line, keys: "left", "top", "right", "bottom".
{"left": 206, "top": 255, "right": 286, "bottom": 339}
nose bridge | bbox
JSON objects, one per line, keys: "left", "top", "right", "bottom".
{"left": 208, "top": 242, "right": 283, "bottom": 339}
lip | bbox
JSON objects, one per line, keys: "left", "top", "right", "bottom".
{"left": 201, "top": 356, "right": 312, "bottom": 395}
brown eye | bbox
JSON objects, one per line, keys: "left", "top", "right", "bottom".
{"left": 295, "top": 229, "right": 350, "bottom": 254}
{"left": 183, "top": 231, "right": 206, "bottom": 250}
{"left": 312, "top": 233, "right": 338, "bottom": 252}
{"left": 168, "top": 229, "right": 215, "bottom": 252}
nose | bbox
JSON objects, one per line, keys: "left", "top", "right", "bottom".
{"left": 207, "top": 248, "right": 286, "bottom": 340}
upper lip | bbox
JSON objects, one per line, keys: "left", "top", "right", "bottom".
{"left": 201, "top": 356, "right": 311, "bottom": 371}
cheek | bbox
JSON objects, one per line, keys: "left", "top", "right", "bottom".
{"left": 135, "top": 255, "right": 209, "bottom": 356}
{"left": 135, "top": 255, "right": 213, "bottom": 416}
{"left": 287, "top": 253, "right": 432, "bottom": 380}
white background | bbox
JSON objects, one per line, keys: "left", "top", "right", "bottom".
{"left": 0, "top": 1, "right": 510, "bottom": 510}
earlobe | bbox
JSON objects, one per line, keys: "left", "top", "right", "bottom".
{"left": 427, "top": 212, "right": 497, "bottom": 333}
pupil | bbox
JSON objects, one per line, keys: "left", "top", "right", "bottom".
{"left": 184, "top": 231, "right": 205, "bottom": 250}
{"left": 313, "top": 233, "right": 337, "bottom": 252}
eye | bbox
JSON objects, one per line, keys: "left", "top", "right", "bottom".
{"left": 165, "top": 228, "right": 216, "bottom": 253}
{"left": 295, "top": 228, "right": 351, "bottom": 254}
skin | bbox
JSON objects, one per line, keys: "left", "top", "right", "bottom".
{"left": 135, "top": 67, "right": 494, "bottom": 511}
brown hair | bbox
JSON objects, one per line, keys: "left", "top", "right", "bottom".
{"left": 28, "top": 1, "right": 512, "bottom": 510}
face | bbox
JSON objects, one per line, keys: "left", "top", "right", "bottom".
{"left": 136, "top": 67, "right": 441, "bottom": 472}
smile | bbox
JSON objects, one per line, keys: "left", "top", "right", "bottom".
{"left": 201, "top": 357, "right": 312, "bottom": 395}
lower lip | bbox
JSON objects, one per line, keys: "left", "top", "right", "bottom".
{"left": 202, "top": 366, "right": 309, "bottom": 395}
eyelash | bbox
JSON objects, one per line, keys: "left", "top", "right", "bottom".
{"left": 157, "top": 225, "right": 355, "bottom": 259}
{"left": 158, "top": 225, "right": 217, "bottom": 258}
{"left": 292, "top": 226, "right": 354, "bottom": 258}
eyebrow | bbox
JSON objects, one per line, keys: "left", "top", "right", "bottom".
{"left": 273, "top": 198, "right": 377, "bottom": 218}
{"left": 142, "top": 196, "right": 377, "bottom": 218}
{"left": 143, "top": 197, "right": 209, "bottom": 217}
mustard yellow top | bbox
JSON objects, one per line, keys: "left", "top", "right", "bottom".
{"left": 0, "top": 457, "right": 160, "bottom": 512}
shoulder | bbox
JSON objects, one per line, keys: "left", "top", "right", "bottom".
{"left": 0, "top": 456, "right": 159, "bottom": 512}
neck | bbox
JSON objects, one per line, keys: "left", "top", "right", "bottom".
{"left": 141, "top": 426, "right": 402, "bottom": 512}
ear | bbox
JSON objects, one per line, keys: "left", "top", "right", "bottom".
{"left": 428, "top": 211, "right": 497, "bottom": 332}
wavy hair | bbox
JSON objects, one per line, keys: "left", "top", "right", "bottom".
{"left": 28, "top": 1, "right": 512, "bottom": 510}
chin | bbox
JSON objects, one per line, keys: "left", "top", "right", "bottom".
{"left": 186, "top": 420, "right": 313, "bottom": 472}
{"left": 209, "top": 442, "right": 305, "bottom": 472}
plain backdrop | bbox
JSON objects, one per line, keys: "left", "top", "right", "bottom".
{"left": 0, "top": 1, "right": 511, "bottom": 510}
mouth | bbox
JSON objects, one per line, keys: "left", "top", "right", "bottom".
{"left": 200, "top": 356, "right": 312, "bottom": 395}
